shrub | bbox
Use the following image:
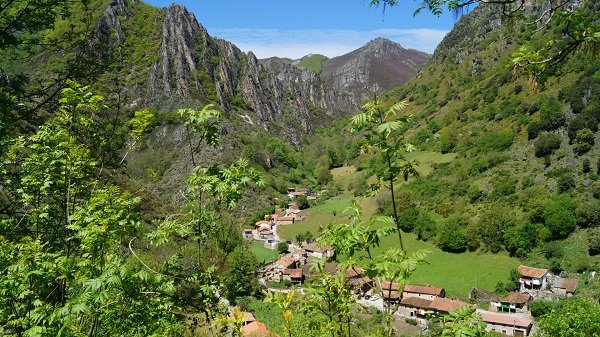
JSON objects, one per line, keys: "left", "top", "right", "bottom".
{"left": 414, "top": 212, "right": 437, "bottom": 241}
{"left": 277, "top": 242, "right": 289, "bottom": 254}
{"left": 583, "top": 158, "right": 591, "bottom": 173}
{"left": 544, "top": 194, "right": 576, "bottom": 239}
{"left": 531, "top": 300, "right": 557, "bottom": 317}
{"left": 527, "top": 121, "right": 541, "bottom": 140}
{"left": 588, "top": 227, "right": 600, "bottom": 256}
{"left": 557, "top": 174, "right": 575, "bottom": 193}
{"left": 399, "top": 207, "right": 420, "bottom": 232}
{"left": 539, "top": 97, "right": 565, "bottom": 131}
{"left": 437, "top": 215, "right": 468, "bottom": 253}
{"left": 534, "top": 133, "right": 561, "bottom": 157}
{"left": 573, "top": 128, "right": 595, "bottom": 155}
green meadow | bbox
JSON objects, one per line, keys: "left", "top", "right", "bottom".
{"left": 277, "top": 156, "right": 520, "bottom": 298}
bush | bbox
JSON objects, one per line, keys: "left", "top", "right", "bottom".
{"left": 437, "top": 215, "right": 468, "bottom": 253}
{"left": 531, "top": 300, "right": 557, "bottom": 317}
{"left": 528, "top": 121, "right": 541, "bottom": 140}
{"left": 534, "top": 133, "right": 562, "bottom": 157}
{"left": 414, "top": 212, "right": 437, "bottom": 241}
{"left": 544, "top": 194, "right": 576, "bottom": 239}
{"left": 539, "top": 97, "right": 565, "bottom": 131}
{"left": 557, "top": 174, "right": 575, "bottom": 193}
{"left": 277, "top": 242, "right": 289, "bottom": 254}
{"left": 573, "top": 128, "right": 595, "bottom": 155}
{"left": 398, "top": 207, "right": 420, "bottom": 232}
{"left": 583, "top": 158, "right": 591, "bottom": 173}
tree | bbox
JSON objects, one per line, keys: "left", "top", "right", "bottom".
{"left": 544, "top": 194, "right": 577, "bottom": 239}
{"left": 350, "top": 96, "right": 419, "bottom": 250}
{"left": 573, "top": 128, "right": 595, "bottom": 155}
{"left": 537, "top": 297, "right": 600, "bottom": 336}
{"left": 296, "top": 194, "right": 310, "bottom": 209}
{"left": 534, "top": 133, "right": 561, "bottom": 157}
{"left": 0, "top": 83, "right": 180, "bottom": 336}
{"left": 315, "top": 164, "right": 333, "bottom": 185}
{"left": 277, "top": 241, "right": 290, "bottom": 254}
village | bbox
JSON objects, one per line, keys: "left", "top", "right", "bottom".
{"left": 237, "top": 187, "right": 585, "bottom": 337}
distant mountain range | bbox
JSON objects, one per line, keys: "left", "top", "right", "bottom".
{"left": 261, "top": 37, "right": 430, "bottom": 104}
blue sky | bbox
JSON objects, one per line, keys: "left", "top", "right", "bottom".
{"left": 144, "top": 0, "right": 466, "bottom": 59}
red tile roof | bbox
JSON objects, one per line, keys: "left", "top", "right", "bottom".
{"left": 241, "top": 321, "right": 275, "bottom": 336}
{"left": 381, "top": 281, "right": 399, "bottom": 291}
{"left": 400, "top": 297, "right": 433, "bottom": 309}
{"left": 429, "top": 297, "right": 468, "bottom": 313}
{"left": 283, "top": 268, "right": 303, "bottom": 278}
{"left": 345, "top": 267, "right": 365, "bottom": 278}
{"left": 498, "top": 292, "right": 532, "bottom": 304}
{"left": 404, "top": 284, "right": 445, "bottom": 297}
{"left": 275, "top": 256, "right": 296, "bottom": 268}
{"left": 242, "top": 312, "right": 256, "bottom": 323}
{"left": 517, "top": 265, "right": 548, "bottom": 279}
{"left": 479, "top": 312, "right": 533, "bottom": 329}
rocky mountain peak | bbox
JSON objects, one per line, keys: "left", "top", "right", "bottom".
{"left": 321, "top": 37, "right": 429, "bottom": 102}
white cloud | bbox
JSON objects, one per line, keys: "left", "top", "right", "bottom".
{"left": 207, "top": 27, "right": 449, "bottom": 59}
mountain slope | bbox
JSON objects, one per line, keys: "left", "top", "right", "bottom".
{"left": 363, "top": 2, "right": 600, "bottom": 271}
{"left": 321, "top": 37, "right": 429, "bottom": 102}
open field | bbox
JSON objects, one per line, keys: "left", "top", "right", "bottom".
{"left": 250, "top": 242, "right": 279, "bottom": 265}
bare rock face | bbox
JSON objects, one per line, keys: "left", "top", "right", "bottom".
{"left": 321, "top": 37, "right": 430, "bottom": 102}
{"left": 137, "top": 4, "right": 356, "bottom": 143}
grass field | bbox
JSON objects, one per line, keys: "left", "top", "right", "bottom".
{"left": 250, "top": 242, "right": 279, "bottom": 265}
{"left": 279, "top": 155, "right": 521, "bottom": 298}
{"left": 371, "top": 232, "right": 520, "bottom": 298}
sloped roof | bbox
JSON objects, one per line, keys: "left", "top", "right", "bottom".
{"left": 303, "top": 243, "right": 331, "bottom": 253}
{"left": 479, "top": 312, "right": 533, "bottom": 329}
{"left": 429, "top": 297, "right": 468, "bottom": 313}
{"left": 498, "top": 292, "right": 532, "bottom": 304}
{"left": 404, "top": 284, "right": 445, "bottom": 297}
{"left": 400, "top": 296, "right": 433, "bottom": 309}
{"left": 345, "top": 266, "right": 365, "bottom": 278}
{"left": 241, "top": 321, "right": 274, "bottom": 336}
{"left": 554, "top": 278, "right": 579, "bottom": 293}
{"left": 242, "top": 312, "right": 256, "bottom": 323}
{"left": 275, "top": 256, "right": 296, "bottom": 268}
{"left": 283, "top": 268, "right": 303, "bottom": 278}
{"left": 517, "top": 265, "right": 548, "bottom": 278}
{"left": 381, "top": 281, "right": 399, "bottom": 291}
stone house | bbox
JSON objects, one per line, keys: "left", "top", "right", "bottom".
{"left": 552, "top": 277, "right": 578, "bottom": 297}
{"left": 490, "top": 292, "right": 532, "bottom": 313}
{"left": 517, "top": 265, "right": 549, "bottom": 291}
{"left": 302, "top": 243, "right": 334, "bottom": 259}
{"left": 479, "top": 311, "right": 534, "bottom": 337}
{"left": 402, "top": 284, "right": 445, "bottom": 300}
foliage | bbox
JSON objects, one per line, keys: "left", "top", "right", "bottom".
{"left": 277, "top": 242, "right": 290, "bottom": 254}
{"left": 537, "top": 297, "right": 600, "bottom": 336}
{"left": 544, "top": 194, "right": 576, "bottom": 240}
{"left": 437, "top": 216, "right": 467, "bottom": 253}
{"left": 0, "top": 83, "right": 181, "bottom": 336}
{"left": 534, "top": 133, "right": 562, "bottom": 157}
{"left": 530, "top": 300, "right": 558, "bottom": 317}
{"left": 350, "top": 95, "right": 418, "bottom": 250}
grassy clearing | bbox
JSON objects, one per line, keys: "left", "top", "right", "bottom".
{"left": 250, "top": 242, "right": 279, "bottom": 265}
{"left": 371, "top": 232, "right": 520, "bottom": 299}
{"left": 405, "top": 151, "right": 457, "bottom": 176}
